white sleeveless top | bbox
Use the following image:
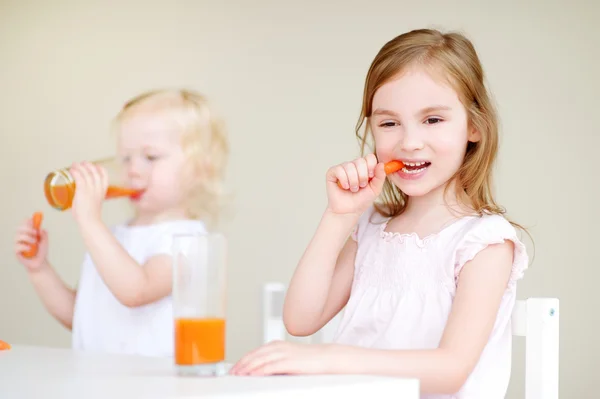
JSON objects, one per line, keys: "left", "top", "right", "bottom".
{"left": 333, "top": 206, "right": 529, "bottom": 399}
{"left": 72, "top": 219, "right": 206, "bottom": 357}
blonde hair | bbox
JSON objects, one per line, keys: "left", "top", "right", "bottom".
{"left": 113, "top": 88, "right": 229, "bottom": 227}
{"left": 356, "top": 29, "right": 531, "bottom": 240}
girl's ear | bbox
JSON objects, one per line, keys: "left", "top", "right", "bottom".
{"left": 468, "top": 127, "right": 481, "bottom": 143}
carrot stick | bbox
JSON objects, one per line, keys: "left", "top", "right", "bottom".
{"left": 21, "top": 211, "right": 43, "bottom": 259}
{"left": 337, "top": 160, "right": 404, "bottom": 189}
{"left": 0, "top": 340, "right": 11, "bottom": 350}
{"left": 383, "top": 160, "right": 404, "bottom": 175}
{"left": 105, "top": 186, "right": 143, "bottom": 199}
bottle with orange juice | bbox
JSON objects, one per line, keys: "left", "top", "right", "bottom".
{"left": 43, "top": 157, "right": 143, "bottom": 211}
{"left": 172, "top": 232, "right": 227, "bottom": 376}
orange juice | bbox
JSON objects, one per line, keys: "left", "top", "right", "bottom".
{"left": 43, "top": 158, "right": 144, "bottom": 211}
{"left": 175, "top": 318, "right": 225, "bottom": 365}
{"left": 44, "top": 182, "right": 142, "bottom": 211}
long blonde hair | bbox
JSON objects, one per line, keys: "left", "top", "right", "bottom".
{"left": 357, "top": 29, "right": 530, "bottom": 239}
{"left": 113, "top": 88, "right": 229, "bottom": 227}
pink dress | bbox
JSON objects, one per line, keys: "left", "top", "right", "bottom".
{"left": 333, "top": 206, "right": 529, "bottom": 399}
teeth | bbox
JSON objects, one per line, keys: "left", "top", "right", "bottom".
{"left": 404, "top": 161, "right": 427, "bottom": 166}
{"left": 402, "top": 167, "right": 427, "bottom": 174}
{"left": 402, "top": 165, "right": 429, "bottom": 174}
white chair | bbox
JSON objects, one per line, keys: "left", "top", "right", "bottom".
{"left": 262, "top": 283, "right": 559, "bottom": 399}
{"left": 262, "top": 282, "right": 343, "bottom": 345}
{"left": 512, "top": 298, "right": 560, "bottom": 399}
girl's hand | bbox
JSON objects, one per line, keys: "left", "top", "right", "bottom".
{"left": 70, "top": 162, "right": 108, "bottom": 224}
{"left": 325, "top": 154, "right": 387, "bottom": 216}
{"left": 14, "top": 215, "right": 49, "bottom": 272}
{"left": 229, "top": 341, "right": 334, "bottom": 376}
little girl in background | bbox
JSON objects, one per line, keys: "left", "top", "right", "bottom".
{"left": 231, "top": 29, "right": 529, "bottom": 398}
{"left": 14, "top": 89, "right": 229, "bottom": 357}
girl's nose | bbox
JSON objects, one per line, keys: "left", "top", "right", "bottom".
{"left": 126, "top": 157, "right": 146, "bottom": 180}
{"left": 398, "top": 127, "right": 425, "bottom": 152}
{"left": 127, "top": 164, "right": 141, "bottom": 179}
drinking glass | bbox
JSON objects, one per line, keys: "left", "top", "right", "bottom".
{"left": 43, "top": 157, "right": 142, "bottom": 211}
{"left": 172, "top": 232, "right": 227, "bottom": 376}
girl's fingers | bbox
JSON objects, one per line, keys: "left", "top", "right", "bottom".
{"left": 342, "top": 162, "right": 359, "bottom": 192}
{"left": 248, "top": 356, "right": 289, "bottom": 376}
{"left": 15, "top": 242, "right": 35, "bottom": 254}
{"left": 329, "top": 154, "right": 387, "bottom": 191}
{"left": 231, "top": 341, "right": 286, "bottom": 374}
{"left": 230, "top": 344, "right": 270, "bottom": 374}
{"left": 16, "top": 225, "right": 37, "bottom": 237}
{"left": 38, "top": 229, "right": 48, "bottom": 243}
{"left": 238, "top": 351, "right": 286, "bottom": 376}
{"left": 369, "top": 162, "right": 387, "bottom": 193}
{"left": 16, "top": 232, "right": 38, "bottom": 245}
{"left": 353, "top": 157, "right": 369, "bottom": 188}
{"left": 91, "top": 163, "right": 105, "bottom": 192}
{"left": 328, "top": 164, "right": 349, "bottom": 190}
{"left": 257, "top": 358, "right": 298, "bottom": 376}
{"left": 76, "top": 162, "right": 93, "bottom": 187}
{"left": 99, "top": 165, "right": 109, "bottom": 192}
{"left": 365, "top": 154, "right": 378, "bottom": 177}
{"left": 82, "top": 162, "right": 101, "bottom": 191}
{"left": 70, "top": 163, "right": 84, "bottom": 186}
{"left": 15, "top": 212, "right": 44, "bottom": 258}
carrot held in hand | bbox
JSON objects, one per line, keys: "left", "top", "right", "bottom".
{"left": 382, "top": 160, "right": 404, "bottom": 174}
{"left": 21, "top": 211, "right": 43, "bottom": 258}
{"left": 0, "top": 340, "right": 11, "bottom": 350}
{"left": 337, "top": 160, "right": 404, "bottom": 189}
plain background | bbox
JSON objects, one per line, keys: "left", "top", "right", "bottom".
{"left": 1, "top": 1, "right": 598, "bottom": 397}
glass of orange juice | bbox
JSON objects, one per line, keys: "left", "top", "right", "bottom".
{"left": 172, "top": 232, "right": 227, "bottom": 377}
{"left": 43, "top": 157, "right": 143, "bottom": 211}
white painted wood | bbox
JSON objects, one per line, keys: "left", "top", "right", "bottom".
{"left": 262, "top": 282, "right": 342, "bottom": 345}
{"left": 511, "top": 298, "right": 560, "bottom": 399}
{"left": 512, "top": 300, "right": 528, "bottom": 337}
{"left": 262, "top": 282, "right": 287, "bottom": 343}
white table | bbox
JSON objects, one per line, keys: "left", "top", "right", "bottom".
{"left": 0, "top": 345, "right": 419, "bottom": 398}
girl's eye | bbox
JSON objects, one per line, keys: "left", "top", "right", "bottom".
{"left": 379, "top": 121, "right": 398, "bottom": 128}
{"left": 424, "top": 117, "right": 442, "bottom": 124}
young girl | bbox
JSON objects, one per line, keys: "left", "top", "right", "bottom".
{"left": 230, "top": 29, "right": 529, "bottom": 398}
{"left": 14, "top": 88, "right": 229, "bottom": 357}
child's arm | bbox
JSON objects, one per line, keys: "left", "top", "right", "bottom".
{"left": 68, "top": 161, "right": 171, "bottom": 308}
{"left": 78, "top": 219, "right": 171, "bottom": 308}
{"left": 14, "top": 214, "right": 75, "bottom": 329}
{"left": 27, "top": 261, "right": 77, "bottom": 330}
{"left": 284, "top": 156, "right": 387, "bottom": 336}
{"left": 326, "top": 241, "right": 514, "bottom": 394}
{"left": 283, "top": 210, "right": 358, "bottom": 336}
{"left": 232, "top": 241, "right": 514, "bottom": 395}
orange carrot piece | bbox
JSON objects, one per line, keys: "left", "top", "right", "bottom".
{"left": 383, "top": 160, "right": 404, "bottom": 174}
{"left": 337, "top": 160, "right": 404, "bottom": 189}
{"left": 21, "top": 211, "right": 43, "bottom": 258}
{"left": 32, "top": 211, "right": 43, "bottom": 229}
{"left": 0, "top": 340, "right": 11, "bottom": 350}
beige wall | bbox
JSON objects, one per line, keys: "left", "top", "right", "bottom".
{"left": 1, "top": 1, "right": 598, "bottom": 397}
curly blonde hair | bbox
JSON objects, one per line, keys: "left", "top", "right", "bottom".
{"left": 113, "top": 88, "right": 229, "bottom": 227}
